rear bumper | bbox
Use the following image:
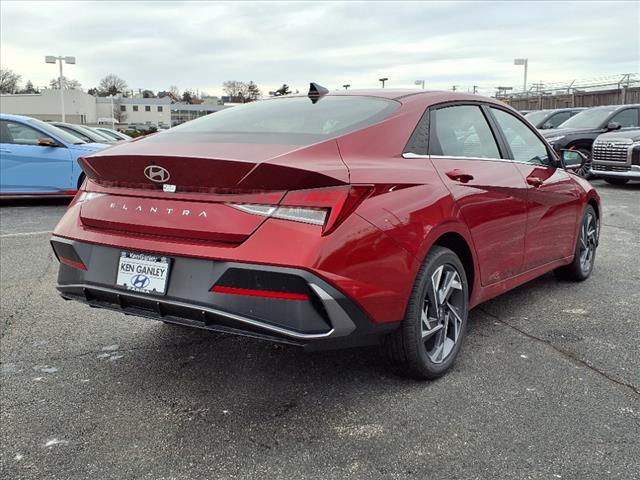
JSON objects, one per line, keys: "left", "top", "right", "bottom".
{"left": 51, "top": 236, "right": 398, "bottom": 350}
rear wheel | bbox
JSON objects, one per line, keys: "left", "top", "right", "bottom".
{"left": 554, "top": 205, "right": 598, "bottom": 281}
{"left": 604, "top": 178, "right": 629, "bottom": 185}
{"left": 387, "top": 246, "right": 469, "bottom": 379}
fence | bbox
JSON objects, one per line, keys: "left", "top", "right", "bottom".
{"left": 501, "top": 86, "right": 639, "bottom": 111}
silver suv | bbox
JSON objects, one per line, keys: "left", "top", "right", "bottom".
{"left": 591, "top": 129, "right": 640, "bottom": 185}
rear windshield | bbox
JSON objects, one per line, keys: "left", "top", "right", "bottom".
{"left": 164, "top": 96, "right": 400, "bottom": 144}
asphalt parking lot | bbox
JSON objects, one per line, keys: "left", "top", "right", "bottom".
{"left": 1, "top": 180, "right": 638, "bottom": 480}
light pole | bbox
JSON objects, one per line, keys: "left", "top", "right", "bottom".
{"left": 379, "top": 77, "right": 388, "bottom": 88}
{"left": 414, "top": 80, "right": 425, "bottom": 89}
{"left": 513, "top": 58, "right": 528, "bottom": 93}
{"left": 110, "top": 95, "right": 115, "bottom": 130}
{"left": 343, "top": 84, "right": 350, "bottom": 90}
{"left": 45, "top": 55, "right": 76, "bottom": 122}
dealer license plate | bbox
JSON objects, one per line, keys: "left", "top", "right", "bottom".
{"left": 116, "top": 252, "right": 171, "bottom": 295}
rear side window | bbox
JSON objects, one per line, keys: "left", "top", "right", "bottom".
{"left": 490, "top": 108, "right": 550, "bottom": 166}
{"left": 164, "top": 96, "right": 400, "bottom": 145}
{"left": 547, "top": 111, "right": 572, "bottom": 128}
{"left": 429, "top": 105, "right": 500, "bottom": 159}
{"left": 0, "top": 120, "right": 54, "bottom": 145}
{"left": 610, "top": 108, "right": 639, "bottom": 128}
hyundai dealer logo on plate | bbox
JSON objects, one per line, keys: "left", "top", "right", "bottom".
{"left": 116, "top": 251, "right": 171, "bottom": 295}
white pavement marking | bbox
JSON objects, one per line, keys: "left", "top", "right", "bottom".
{"left": 0, "top": 230, "right": 52, "bottom": 238}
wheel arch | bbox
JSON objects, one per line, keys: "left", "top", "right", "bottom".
{"left": 418, "top": 224, "right": 479, "bottom": 303}
{"left": 567, "top": 139, "right": 594, "bottom": 152}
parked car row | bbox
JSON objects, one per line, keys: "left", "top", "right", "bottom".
{"left": 523, "top": 104, "right": 640, "bottom": 178}
{"left": 0, "top": 114, "right": 123, "bottom": 197}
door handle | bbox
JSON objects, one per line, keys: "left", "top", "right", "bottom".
{"left": 445, "top": 170, "right": 474, "bottom": 183}
{"left": 527, "top": 176, "right": 544, "bottom": 187}
{"left": 0, "top": 149, "right": 11, "bottom": 153}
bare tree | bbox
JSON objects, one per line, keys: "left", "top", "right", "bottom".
{"left": 169, "top": 85, "right": 180, "bottom": 98}
{"left": 0, "top": 68, "right": 21, "bottom": 94}
{"left": 113, "top": 99, "right": 127, "bottom": 123}
{"left": 49, "top": 76, "right": 82, "bottom": 90}
{"left": 98, "top": 74, "right": 128, "bottom": 96}
{"left": 222, "top": 80, "right": 247, "bottom": 102}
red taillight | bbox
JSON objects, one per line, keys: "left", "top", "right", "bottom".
{"left": 228, "top": 185, "right": 372, "bottom": 235}
{"left": 211, "top": 285, "right": 309, "bottom": 301}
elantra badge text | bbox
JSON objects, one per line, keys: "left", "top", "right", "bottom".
{"left": 109, "top": 202, "right": 208, "bottom": 217}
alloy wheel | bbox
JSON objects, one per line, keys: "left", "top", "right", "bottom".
{"left": 579, "top": 211, "right": 597, "bottom": 273}
{"left": 421, "top": 264, "right": 465, "bottom": 364}
{"left": 575, "top": 150, "right": 593, "bottom": 178}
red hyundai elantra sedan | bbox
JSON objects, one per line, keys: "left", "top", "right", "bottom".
{"left": 51, "top": 87, "right": 600, "bottom": 379}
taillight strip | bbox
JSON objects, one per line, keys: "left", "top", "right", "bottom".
{"left": 211, "top": 285, "right": 309, "bottom": 301}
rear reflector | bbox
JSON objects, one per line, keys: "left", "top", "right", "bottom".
{"left": 211, "top": 285, "right": 309, "bottom": 301}
{"left": 51, "top": 239, "right": 87, "bottom": 271}
{"left": 59, "top": 256, "right": 87, "bottom": 271}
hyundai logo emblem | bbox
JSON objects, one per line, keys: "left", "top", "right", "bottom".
{"left": 131, "top": 274, "right": 150, "bottom": 289}
{"left": 144, "top": 165, "right": 170, "bottom": 183}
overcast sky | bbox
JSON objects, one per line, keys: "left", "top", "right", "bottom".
{"left": 1, "top": 1, "right": 638, "bottom": 97}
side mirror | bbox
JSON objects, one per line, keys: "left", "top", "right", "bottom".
{"left": 560, "top": 149, "right": 586, "bottom": 172}
{"left": 541, "top": 122, "right": 553, "bottom": 129}
{"left": 606, "top": 122, "right": 621, "bottom": 131}
{"left": 37, "top": 138, "right": 58, "bottom": 147}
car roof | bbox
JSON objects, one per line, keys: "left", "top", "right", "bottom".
{"left": 269, "top": 89, "right": 512, "bottom": 111}
{"left": 589, "top": 104, "right": 640, "bottom": 110}
{"left": 0, "top": 113, "right": 36, "bottom": 122}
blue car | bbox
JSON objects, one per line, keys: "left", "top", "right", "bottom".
{"left": 0, "top": 114, "right": 109, "bottom": 197}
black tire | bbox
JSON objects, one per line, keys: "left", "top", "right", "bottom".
{"left": 386, "top": 246, "right": 469, "bottom": 380}
{"left": 604, "top": 178, "right": 629, "bottom": 185}
{"left": 554, "top": 205, "right": 598, "bottom": 281}
{"left": 574, "top": 147, "right": 593, "bottom": 179}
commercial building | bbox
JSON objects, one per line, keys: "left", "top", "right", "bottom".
{"left": 0, "top": 89, "right": 97, "bottom": 123}
{"left": 170, "top": 103, "right": 230, "bottom": 126}
{"left": 96, "top": 97, "right": 171, "bottom": 128}
{"left": 1, "top": 89, "right": 233, "bottom": 128}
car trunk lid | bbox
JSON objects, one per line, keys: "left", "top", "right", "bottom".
{"left": 78, "top": 137, "right": 349, "bottom": 243}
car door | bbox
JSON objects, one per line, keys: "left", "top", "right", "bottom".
{"left": 488, "top": 107, "right": 582, "bottom": 271}
{"left": 426, "top": 103, "right": 529, "bottom": 285}
{"left": 0, "top": 120, "right": 73, "bottom": 194}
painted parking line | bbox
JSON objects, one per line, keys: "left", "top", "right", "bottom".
{"left": 0, "top": 230, "right": 52, "bottom": 238}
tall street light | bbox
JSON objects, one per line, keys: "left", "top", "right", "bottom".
{"left": 45, "top": 55, "right": 76, "bottom": 122}
{"left": 343, "top": 84, "right": 351, "bottom": 90}
{"left": 513, "top": 58, "right": 528, "bottom": 93}
{"left": 414, "top": 80, "right": 425, "bottom": 89}
{"left": 379, "top": 77, "right": 388, "bottom": 88}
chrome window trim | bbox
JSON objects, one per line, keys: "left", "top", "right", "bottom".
{"left": 403, "top": 152, "right": 512, "bottom": 164}
{"left": 403, "top": 152, "right": 555, "bottom": 169}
